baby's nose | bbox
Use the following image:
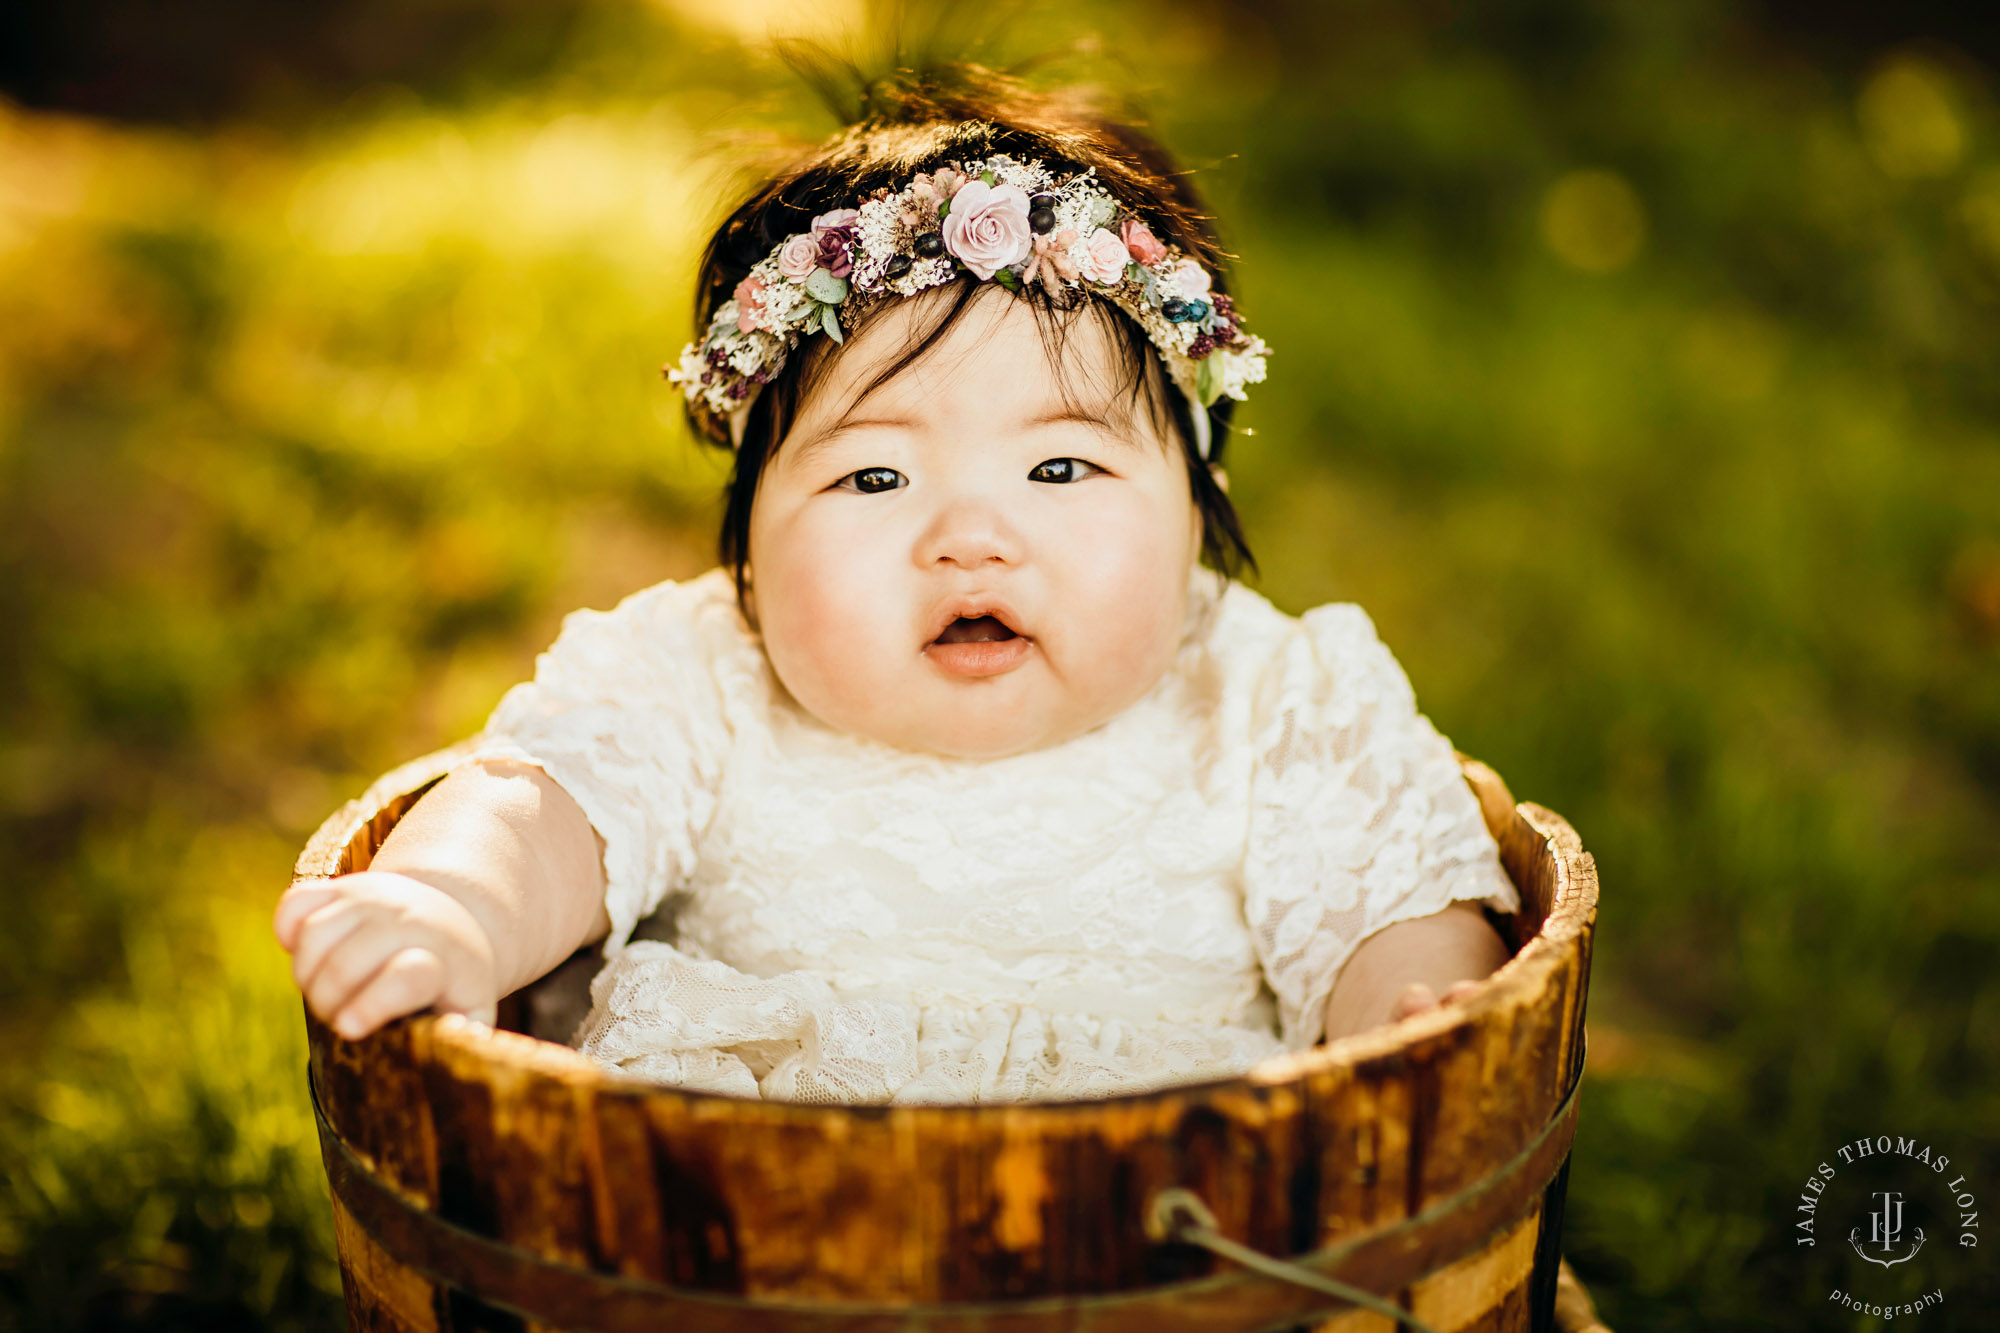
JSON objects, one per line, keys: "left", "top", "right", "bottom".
{"left": 915, "top": 498, "right": 1024, "bottom": 568}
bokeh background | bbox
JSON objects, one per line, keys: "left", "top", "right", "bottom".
{"left": 2, "top": 1, "right": 1996, "bottom": 1328}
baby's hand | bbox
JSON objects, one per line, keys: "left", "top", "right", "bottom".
{"left": 273, "top": 871, "right": 501, "bottom": 1039}
{"left": 1389, "top": 978, "right": 1482, "bottom": 1022}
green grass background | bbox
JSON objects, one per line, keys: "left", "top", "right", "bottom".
{"left": 1, "top": 1, "right": 1995, "bottom": 1328}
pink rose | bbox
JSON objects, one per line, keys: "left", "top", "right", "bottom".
{"left": 1166, "top": 259, "right": 1212, "bottom": 301}
{"left": 941, "top": 180, "right": 1033, "bottom": 280}
{"left": 1081, "top": 227, "right": 1129, "bottom": 285}
{"left": 1120, "top": 217, "right": 1168, "bottom": 266}
{"left": 777, "top": 233, "right": 820, "bottom": 281}
{"left": 733, "top": 274, "right": 767, "bottom": 333}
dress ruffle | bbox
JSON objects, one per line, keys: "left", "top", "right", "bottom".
{"left": 574, "top": 942, "right": 1286, "bottom": 1105}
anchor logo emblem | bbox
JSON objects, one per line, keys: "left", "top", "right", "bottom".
{"left": 1848, "top": 1190, "right": 1926, "bottom": 1269}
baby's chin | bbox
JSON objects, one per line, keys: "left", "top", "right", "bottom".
{"left": 902, "top": 716, "right": 1079, "bottom": 760}
{"left": 855, "top": 704, "right": 1086, "bottom": 760}
{"left": 805, "top": 684, "right": 1119, "bottom": 760}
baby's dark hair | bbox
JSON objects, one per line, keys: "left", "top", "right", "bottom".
{"left": 684, "top": 62, "right": 1256, "bottom": 604}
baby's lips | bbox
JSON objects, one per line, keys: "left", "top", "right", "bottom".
{"left": 923, "top": 596, "right": 1029, "bottom": 644}
{"left": 922, "top": 633, "right": 1034, "bottom": 678}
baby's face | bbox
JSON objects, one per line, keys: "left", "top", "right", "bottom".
{"left": 746, "top": 288, "right": 1202, "bottom": 758}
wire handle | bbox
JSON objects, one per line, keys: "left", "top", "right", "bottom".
{"left": 1145, "top": 1187, "right": 1441, "bottom": 1333}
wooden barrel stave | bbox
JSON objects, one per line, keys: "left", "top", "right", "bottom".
{"left": 295, "top": 747, "right": 1600, "bottom": 1331}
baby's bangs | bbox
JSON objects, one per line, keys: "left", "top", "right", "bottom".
{"left": 1030, "top": 294, "right": 1185, "bottom": 454}
{"left": 783, "top": 280, "right": 1186, "bottom": 461}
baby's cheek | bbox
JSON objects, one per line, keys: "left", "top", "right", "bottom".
{"left": 1084, "top": 586, "right": 1183, "bottom": 702}
{"left": 1058, "top": 517, "right": 1189, "bottom": 702}
{"left": 760, "top": 528, "right": 905, "bottom": 723}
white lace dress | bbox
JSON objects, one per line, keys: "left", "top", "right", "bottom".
{"left": 459, "top": 565, "right": 1518, "bottom": 1106}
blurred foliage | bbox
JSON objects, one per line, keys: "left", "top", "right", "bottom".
{"left": 0, "top": 884, "right": 340, "bottom": 1330}
{"left": 0, "top": 0, "right": 1996, "bottom": 1329}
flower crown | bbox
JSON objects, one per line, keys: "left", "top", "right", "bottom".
{"left": 667, "top": 153, "right": 1270, "bottom": 459}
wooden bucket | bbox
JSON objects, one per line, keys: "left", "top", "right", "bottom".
{"left": 294, "top": 744, "right": 1606, "bottom": 1333}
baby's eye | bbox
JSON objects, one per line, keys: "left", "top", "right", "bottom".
{"left": 1028, "top": 458, "right": 1104, "bottom": 484}
{"left": 838, "top": 467, "right": 909, "bottom": 494}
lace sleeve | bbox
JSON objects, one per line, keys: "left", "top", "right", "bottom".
{"left": 452, "top": 573, "right": 736, "bottom": 955}
{"left": 1243, "top": 603, "right": 1520, "bottom": 1051}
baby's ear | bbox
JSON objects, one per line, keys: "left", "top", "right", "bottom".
{"left": 1209, "top": 465, "right": 1229, "bottom": 494}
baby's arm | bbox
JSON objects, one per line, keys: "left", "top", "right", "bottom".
{"left": 1319, "top": 901, "right": 1510, "bottom": 1042}
{"left": 273, "top": 759, "right": 610, "bottom": 1039}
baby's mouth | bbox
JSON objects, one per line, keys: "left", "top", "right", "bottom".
{"left": 932, "top": 615, "right": 1018, "bottom": 645}
{"left": 923, "top": 610, "right": 1032, "bottom": 678}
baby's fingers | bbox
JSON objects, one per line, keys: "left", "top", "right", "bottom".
{"left": 274, "top": 880, "right": 341, "bottom": 951}
{"left": 1391, "top": 982, "right": 1440, "bottom": 1021}
{"left": 300, "top": 919, "right": 420, "bottom": 1027}
{"left": 289, "top": 899, "right": 371, "bottom": 996}
{"left": 331, "top": 947, "right": 446, "bottom": 1040}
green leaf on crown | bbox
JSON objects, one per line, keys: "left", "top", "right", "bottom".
{"left": 993, "top": 267, "right": 1020, "bottom": 293}
{"left": 819, "top": 303, "right": 844, "bottom": 343}
{"left": 804, "top": 269, "right": 849, "bottom": 304}
{"left": 1196, "top": 357, "right": 1217, "bottom": 406}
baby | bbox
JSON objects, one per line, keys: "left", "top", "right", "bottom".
{"left": 273, "top": 74, "right": 1515, "bottom": 1104}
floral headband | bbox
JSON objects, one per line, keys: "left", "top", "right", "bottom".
{"left": 666, "top": 153, "right": 1270, "bottom": 459}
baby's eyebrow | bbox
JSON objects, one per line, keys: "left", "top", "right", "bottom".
{"left": 784, "top": 415, "right": 916, "bottom": 469}
{"left": 1023, "top": 404, "right": 1142, "bottom": 443}
{"left": 783, "top": 403, "right": 1143, "bottom": 468}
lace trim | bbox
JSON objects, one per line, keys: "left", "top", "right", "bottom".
{"left": 575, "top": 941, "right": 1286, "bottom": 1105}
